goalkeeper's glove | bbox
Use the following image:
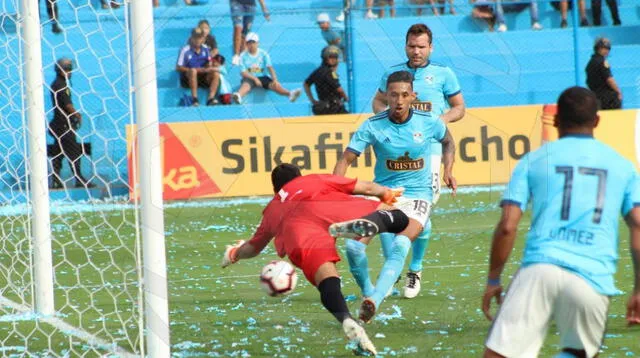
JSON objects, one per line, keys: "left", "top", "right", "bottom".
{"left": 222, "top": 240, "right": 245, "bottom": 268}
{"left": 381, "top": 187, "right": 404, "bottom": 205}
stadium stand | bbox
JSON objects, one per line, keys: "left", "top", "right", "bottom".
{"left": 0, "top": 0, "right": 638, "bottom": 197}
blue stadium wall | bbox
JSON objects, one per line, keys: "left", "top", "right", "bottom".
{"left": 0, "top": 0, "right": 638, "bottom": 199}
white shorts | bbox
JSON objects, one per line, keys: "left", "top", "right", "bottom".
{"left": 430, "top": 154, "right": 441, "bottom": 205}
{"left": 486, "top": 263, "right": 609, "bottom": 358}
{"left": 394, "top": 196, "right": 432, "bottom": 227}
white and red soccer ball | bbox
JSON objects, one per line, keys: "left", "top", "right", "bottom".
{"left": 260, "top": 260, "right": 298, "bottom": 297}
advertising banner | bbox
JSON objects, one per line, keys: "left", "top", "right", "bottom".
{"left": 127, "top": 106, "right": 638, "bottom": 200}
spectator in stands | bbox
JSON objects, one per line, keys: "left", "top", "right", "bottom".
{"left": 198, "top": 20, "right": 219, "bottom": 57}
{"left": 471, "top": 0, "right": 496, "bottom": 31}
{"left": 586, "top": 37, "right": 622, "bottom": 110}
{"left": 304, "top": 46, "right": 348, "bottom": 115}
{"left": 336, "top": 0, "right": 378, "bottom": 21}
{"left": 49, "top": 58, "right": 95, "bottom": 189}
{"left": 176, "top": 28, "right": 220, "bottom": 107}
{"left": 429, "top": 0, "right": 455, "bottom": 15}
{"left": 212, "top": 54, "right": 233, "bottom": 105}
{"left": 232, "top": 32, "right": 302, "bottom": 105}
{"left": 552, "top": 0, "right": 588, "bottom": 28}
{"left": 317, "top": 13, "right": 345, "bottom": 58}
{"left": 40, "top": 0, "right": 62, "bottom": 33}
{"left": 376, "top": 0, "right": 396, "bottom": 18}
{"left": 494, "top": 0, "right": 542, "bottom": 32}
{"left": 230, "top": 0, "right": 270, "bottom": 66}
{"left": 411, "top": 0, "right": 427, "bottom": 15}
{"left": 591, "top": 0, "right": 621, "bottom": 26}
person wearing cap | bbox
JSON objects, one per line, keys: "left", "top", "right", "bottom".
{"left": 232, "top": 32, "right": 302, "bottom": 105}
{"left": 304, "top": 45, "right": 348, "bottom": 115}
{"left": 176, "top": 28, "right": 220, "bottom": 107}
{"left": 230, "top": 0, "right": 270, "bottom": 66}
{"left": 48, "top": 58, "right": 95, "bottom": 189}
{"left": 316, "top": 13, "right": 345, "bottom": 58}
{"left": 586, "top": 37, "right": 622, "bottom": 110}
{"left": 591, "top": 0, "right": 621, "bottom": 26}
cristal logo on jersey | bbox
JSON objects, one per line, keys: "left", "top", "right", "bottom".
{"left": 386, "top": 151, "right": 424, "bottom": 171}
{"left": 411, "top": 101, "right": 432, "bottom": 112}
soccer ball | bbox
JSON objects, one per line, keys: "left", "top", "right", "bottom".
{"left": 259, "top": 260, "right": 298, "bottom": 297}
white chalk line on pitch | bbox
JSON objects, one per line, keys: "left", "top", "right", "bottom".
{"left": 0, "top": 296, "right": 137, "bottom": 357}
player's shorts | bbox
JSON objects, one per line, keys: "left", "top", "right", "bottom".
{"left": 430, "top": 153, "right": 441, "bottom": 205}
{"left": 289, "top": 242, "right": 341, "bottom": 286}
{"left": 393, "top": 196, "right": 432, "bottom": 227}
{"left": 229, "top": 0, "right": 255, "bottom": 31}
{"left": 486, "top": 263, "right": 609, "bottom": 358}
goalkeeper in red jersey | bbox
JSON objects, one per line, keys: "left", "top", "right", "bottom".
{"left": 222, "top": 163, "right": 411, "bottom": 356}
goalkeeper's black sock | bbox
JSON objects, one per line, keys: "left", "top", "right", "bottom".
{"left": 318, "top": 276, "right": 351, "bottom": 323}
{"left": 361, "top": 209, "right": 409, "bottom": 234}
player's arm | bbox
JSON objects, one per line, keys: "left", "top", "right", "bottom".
{"left": 440, "top": 68, "right": 465, "bottom": 123}
{"left": 482, "top": 203, "right": 522, "bottom": 320}
{"left": 440, "top": 129, "right": 457, "bottom": 195}
{"left": 607, "top": 77, "right": 623, "bottom": 100}
{"left": 625, "top": 207, "right": 640, "bottom": 325}
{"left": 441, "top": 93, "right": 465, "bottom": 124}
{"left": 353, "top": 180, "right": 403, "bottom": 204}
{"left": 333, "top": 150, "right": 357, "bottom": 176}
{"left": 222, "top": 216, "right": 273, "bottom": 268}
{"left": 372, "top": 90, "right": 388, "bottom": 114}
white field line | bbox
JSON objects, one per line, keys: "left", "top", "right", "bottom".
{"left": 0, "top": 296, "right": 138, "bottom": 357}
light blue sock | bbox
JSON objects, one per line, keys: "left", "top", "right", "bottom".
{"left": 409, "top": 220, "right": 431, "bottom": 272}
{"left": 370, "top": 235, "right": 411, "bottom": 307}
{"left": 345, "top": 239, "right": 374, "bottom": 297}
{"left": 379, "top": 232, "right": 395, "bottom": 260}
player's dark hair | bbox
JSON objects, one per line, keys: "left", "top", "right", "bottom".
{"left": 386, "top": 70, "right": 414, "bottom": 90}
{"left": 405, "top": 23, "right": 432, "bottom": 44}
{"left": 271, "top": 163, "right": 302, "bottom": 192}
{"left": 191, "top": 27, "right": 205, "bottom": 39}
{"left": 198, "top": 19, "right": 210, "bottom": 28}
{"left": 556, "top": 87, "right": 598, "bottom": 129}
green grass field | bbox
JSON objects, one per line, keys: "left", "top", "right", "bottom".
{"left": 0, "top": 187, "right": 638, "bottom": 356}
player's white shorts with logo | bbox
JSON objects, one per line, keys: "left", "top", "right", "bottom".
{"left": 486, "top": 263, "right": 609, "bottom": 358}
{"left": 430, "top": 154, "right": 441, "bottom": 204}
{"left": 394, "top": 196, "right": 432, "bottom": 227}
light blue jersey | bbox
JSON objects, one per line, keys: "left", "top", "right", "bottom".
{"left": 347, "top": 110, "right": 447, "bottom": 200}
{"left": 379, "top": 61, "right": 461, "bottom": 156}
{"left": 240, "top": 48, "right": 272, "bottom": 78}
{"left": 503, "top": 134, "right": 640, "bottom": 295}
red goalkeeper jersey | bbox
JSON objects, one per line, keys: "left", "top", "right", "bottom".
{"left": 248, "top": 174, "right": 380, "bottom": 258}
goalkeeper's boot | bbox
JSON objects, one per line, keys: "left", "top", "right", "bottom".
{"left": 342, "top": 318, "right": 377, "bottom": 356}
{"left": 403, "top": 271, "right": 421, "bottom": 299}
{"left": 329, "top": 219, "right": 378, "bottom": 239}
{"left": 358, "top": 298, "right": 376, "bottom": 324}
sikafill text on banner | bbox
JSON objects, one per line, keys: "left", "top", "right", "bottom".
{"left": 126, "top": 106, "right": 640, "bottom": 200}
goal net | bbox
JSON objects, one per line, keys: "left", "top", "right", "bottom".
{"left": 0, "top": 0, "right": 167, "bottom": 355}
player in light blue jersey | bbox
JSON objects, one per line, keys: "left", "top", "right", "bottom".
{"left": 333, "top": 70, "right": 457, "bottom": 322}
{"left": 482, "top": 87, "right": 640, "bottom": 357}
{"left": 372, "top": 23, "right": 466, "bottom": 299}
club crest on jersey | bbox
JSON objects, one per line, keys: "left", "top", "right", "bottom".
{"left": 386, "top": 151, "right": 424, "bottom": 171}
{"left": 413, "top": 132, "right": 424, "bottom": 144}
{"left": 425, "top": 75, "right": 434, "bottom": 84}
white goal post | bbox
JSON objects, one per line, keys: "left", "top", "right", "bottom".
{"left": 0, "top": 0, "right": 171, "bottom": 355}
